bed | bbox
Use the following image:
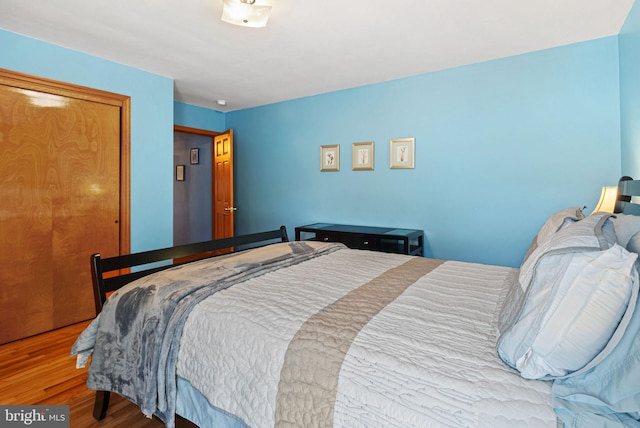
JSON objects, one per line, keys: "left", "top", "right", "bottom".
{"left": 71, "top": 178, "right": 640, "bottom": 428}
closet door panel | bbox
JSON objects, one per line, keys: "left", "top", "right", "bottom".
{"left": 0, "top": 84, "right": 120, "bottom": 343}
{"left": 50, "top": 98, "right": 120, "bottom": 327}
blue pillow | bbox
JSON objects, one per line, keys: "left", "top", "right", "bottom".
{"left": 627, "top": 231, "right": 640, "bottom": 255}
{"left": 611, "top": 214, "right": 640, "bottom": 247}
{"left": 552, "top": 284, "right": 640, "bottom": 426}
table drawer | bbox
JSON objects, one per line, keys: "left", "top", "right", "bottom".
{"left": 316, "top": 233, "right": 376, "bottom": 250}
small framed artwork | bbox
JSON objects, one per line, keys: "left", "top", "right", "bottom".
{"left": 390, "top": 138, "right": 415, "bottom": 169}
{"left": 190, "top": 148, "right": 199, "bottom": 165}
{"left": 352, "top": 142, "right": 374, "bottom": 170}
{"left": 320, "top": 144, "right": 340, "bottom": 171}
{"left": 176, "top": 165, "right": 185, "bottom": 181}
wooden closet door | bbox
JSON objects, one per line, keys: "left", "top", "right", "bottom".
{"left": 0, "top": 84, "right": 121, "bottom": 344}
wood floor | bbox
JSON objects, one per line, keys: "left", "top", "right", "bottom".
{"left": 0, "top": 321, "right": 165, "bottom": 428}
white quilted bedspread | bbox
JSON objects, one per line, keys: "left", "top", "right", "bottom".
{"left": 176, "top": 248, "right": 556, "bottom": 428}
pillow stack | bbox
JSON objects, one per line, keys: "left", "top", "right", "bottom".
{"left": 519, "top": 207, "right": 584, "bottom": 267}
{"left": 497, "top": 210, "right": 639, "bottom": 380}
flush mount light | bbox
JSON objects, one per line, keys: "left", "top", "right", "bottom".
{"left": 221, "top": 0, "right": 272, "bottom": 28}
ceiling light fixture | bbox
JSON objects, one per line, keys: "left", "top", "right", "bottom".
{"left": 221, "top": 0, "right": 272, "bottom": 28}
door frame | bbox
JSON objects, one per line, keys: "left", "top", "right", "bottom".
{"left": 0, "top": 68, "right": 131, "bottom": 258}
{"left": 173, "top": 125, "right": 224, "bottom": 262}
{"left": 174, "top": 125, "right": 221, "bottom": 139}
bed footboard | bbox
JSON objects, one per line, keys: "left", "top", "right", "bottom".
{"left": 89, "top": 226, "right": 288, "bottom": 422}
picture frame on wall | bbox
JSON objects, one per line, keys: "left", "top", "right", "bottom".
{"left": 190, "top": 148, "right": 199, "bottom": 165}
{"left": 176, "top": 165, "right": 185, "bottom": 181}
{"left": 390, "top": 138, "right": 415, "bottom": 169}
{"left": 352, "top": 142, "right": 374, "bottom": 170}
{"left": 320, "top": 144, "right": 340, "bottom": 171}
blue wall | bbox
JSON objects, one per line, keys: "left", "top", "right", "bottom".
{"left": 174, "top": 101, "right": 225, "bottom": 131}
{"left": 620, "top": 0, "right": 640, "bottom": 178}
{"left": 228, "top": 37, "right": 622, "bottom": 267}
{"left": 1, "top": 28, "right": 627, "bottom": 267}
{"left": 0, "top": 29, "right": 175, "bottom": 253}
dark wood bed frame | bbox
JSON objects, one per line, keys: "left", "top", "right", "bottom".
{"left": 616, "top": 176, "right": 640, "bottom": 214}
{"left": 89, "top": 226, "right": 289, "bottom": 421}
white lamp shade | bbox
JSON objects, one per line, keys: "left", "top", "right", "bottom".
{"left": 221, "top": 0, "right": 272, "bottom": 28}
{"left": 592, "top": 186, "right": 618, "bottom": 214}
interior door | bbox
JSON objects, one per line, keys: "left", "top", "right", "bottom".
{"left": 213, "top": 130, "right": 234, "bottom": 241}
{"left": 0, "top": 70, "right": 129, "bottom": 344}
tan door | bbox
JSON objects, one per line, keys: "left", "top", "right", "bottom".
{"left": 0, "top": 74, "right": 125, "bottom": 344}
{"left": 213, "top": 130, "right": 234, "bottom": 241}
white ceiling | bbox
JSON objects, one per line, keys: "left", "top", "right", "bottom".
{"left": 0, "top": 0, "right": 634, "bottom": 112}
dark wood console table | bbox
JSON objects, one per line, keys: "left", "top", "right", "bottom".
{"left": 295, "top": 223, "right": 423, "bottom": 256}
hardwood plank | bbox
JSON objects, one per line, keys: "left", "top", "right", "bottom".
{"left": 0, "top": 321, "right": 165, "bottom": 427}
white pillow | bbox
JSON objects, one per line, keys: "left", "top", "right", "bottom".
{"left": 498, "top": 215, "right": 638, "bottom": 379}
{"left": 518, "top": 210, "right": 603, "bottom": 295}
{"left": 521, "top": 207, "right": 584, "bottom": 266}
{"left": 534, "top": 207, "right": 585, "bottom": 246}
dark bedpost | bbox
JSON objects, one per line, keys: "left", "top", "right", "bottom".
{"left": 90, "top": 253, "right": 112, "bottom": 420}
{"left": 90, "top": 253, "right": 107, "bottom": 314}
{"left": 280, "top": 225, "right": 289, "bottom": 242}
{"left": 92, "top": 390, "right": 110, "bottom": 420}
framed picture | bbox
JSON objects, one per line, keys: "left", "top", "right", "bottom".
{"left": 320, "top": 144, "right": 340, "bottom": 171}
{"left": 390, "top": 138, "right": 415, "bottom": 169}
{"left": 176, "top": 164, "right": 185, "bottom": 181}
{"left": 190, "top": 148, "right": 199, "bottom": 165}
{"left": 352, "top": 142, "right": 374, "bottom": 170}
